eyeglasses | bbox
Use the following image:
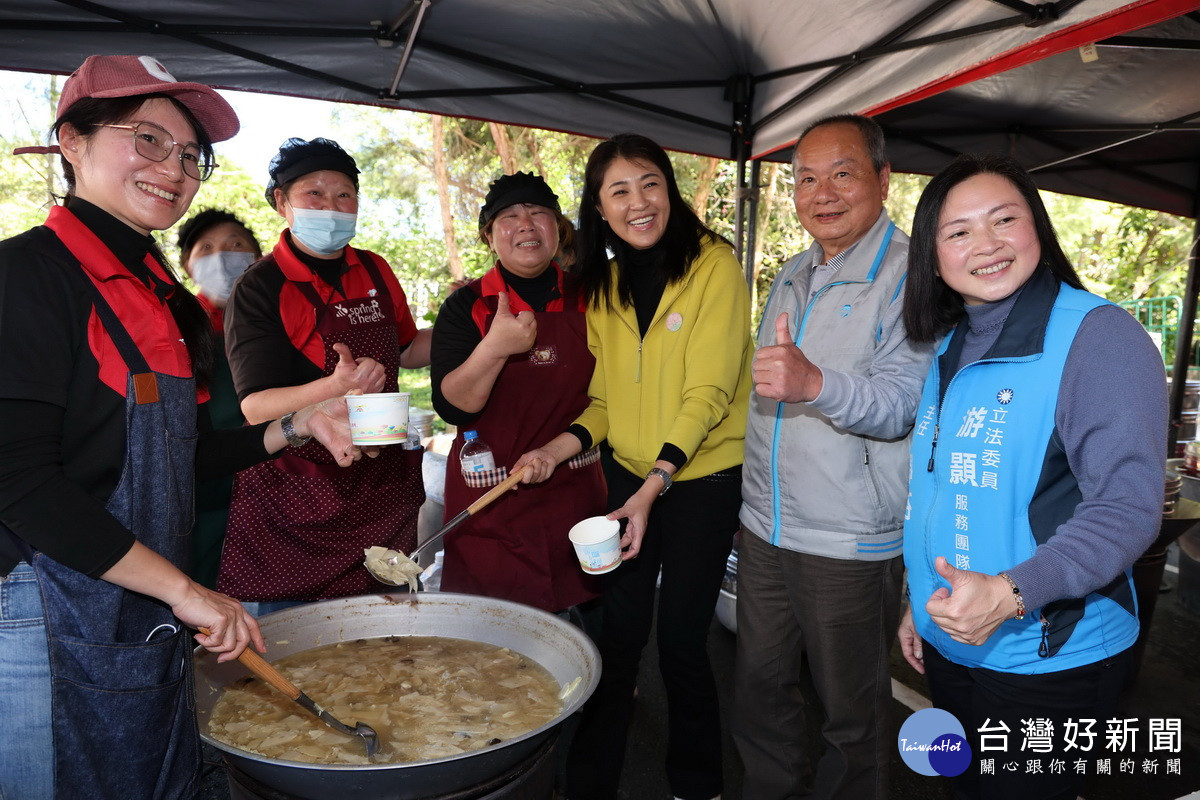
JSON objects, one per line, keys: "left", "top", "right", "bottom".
{"left": 97, "top": 121, "right": 218, "bottom": 182}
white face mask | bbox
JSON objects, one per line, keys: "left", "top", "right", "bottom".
{"left": 290, "top": 207, "right": 358, "bottom": 255}
{"left": 190, "top": 250, "right": 256, "bottom": 302}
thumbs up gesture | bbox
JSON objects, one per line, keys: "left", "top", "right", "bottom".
{"left": 752, "top": 312, "right": 824, "bottom": 403}
{"left": 774, "top": 312, "right": 792, "bottom": 346}
{"left": 331, "top": 342, "right": 386, "bottom": 396}
{"left": 484, "top": 292, "right": 538, "bottom": 357}
{"left": 924, "top": 556, "right": 1020, "bottom": 646}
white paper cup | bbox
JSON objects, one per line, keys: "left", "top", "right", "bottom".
{"left": 568, "top": 516, "right": 622, "bottom": 575}
{"left": 346, "top": 392, "right": 410, "bottom": 445}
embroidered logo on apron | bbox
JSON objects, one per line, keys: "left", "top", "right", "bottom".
{"left": 529, "top": 344, "right": 558, "bottom": 365}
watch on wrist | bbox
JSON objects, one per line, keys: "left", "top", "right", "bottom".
{"left": 647, "top": 467, "right": 673, "bottom": 495}
{"left": 280, "top": 411, "right": 312, "bottom": 448}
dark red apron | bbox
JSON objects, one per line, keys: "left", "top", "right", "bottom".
{"left": 440, "top": 265, "right": 605, "bottom": 612}
{"left": 219, "top": 250, "right": 424, "bottom": 601}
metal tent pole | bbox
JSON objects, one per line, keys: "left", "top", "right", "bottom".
{"left": 1168, "top": 206, "right": 1200, "bottom": 457}
{"left": 745, "top": 159, "right": 762, "bottom": 288}
{"left": 726, "top": 75, "right": 754, "bottom": 283}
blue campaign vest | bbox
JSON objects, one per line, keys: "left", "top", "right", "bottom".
{"left": 905, "top": 274, "right": 1139, "bottom": 674}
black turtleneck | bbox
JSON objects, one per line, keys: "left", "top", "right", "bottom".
{"left": 624, "top": 242, "right": 668, "bottom": 337}
{"left": 67, "top": 198, "right": 176, "bottom": 302}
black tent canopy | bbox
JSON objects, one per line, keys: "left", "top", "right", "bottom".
{"left": 875, "top": 11, "right": 1200, "bottom": 219}
{"left": 0, "top": 1, "right": 1188, "bottom": 163}
{"left": 2, "top": 0, "right": 1199, "bottom": 437}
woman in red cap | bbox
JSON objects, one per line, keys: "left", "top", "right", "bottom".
{"left": 430, "top": 172, "right": 605, "bottom": 614}
{"left": 0, "top": 55, "right": 365, "bottom": 799}
{"left": 218, "top": 137, "right": 431, "bottom": 610}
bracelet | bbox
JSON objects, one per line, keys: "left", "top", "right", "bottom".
{"left": 997, "top": 571, "right": 1026, "bottom": 621}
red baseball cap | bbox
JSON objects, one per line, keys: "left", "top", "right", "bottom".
{"left": 58, "top": 55, "right": 239, "bottom": 143}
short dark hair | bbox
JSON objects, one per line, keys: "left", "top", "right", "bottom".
{"left": 903, "top": 153, "right": 1085, "bottom": 343}
{"left": 796, "top": 114, "right": 888, "bottom": 173}
{"left": 265, "top": 137, "right": 360, "bottom": 209}
{"left": 576, "top": 132, "right": 727, "bottom": 310}
{"left": 176, "top": 208, "right": 261, "bottom": 266}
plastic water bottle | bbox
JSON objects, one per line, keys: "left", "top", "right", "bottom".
{"left": 404, "top": 427, "right": 422, "bottom": 450}
{"left": 459, "top": 430, "right": 496, "bottom": 472}
{"left": 420, "top": 551, "right": 443, "bottom": 592}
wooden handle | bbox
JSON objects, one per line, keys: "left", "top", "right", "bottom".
{"left": 198, "top": 627, "right": 301, "bottom": 700}
{"left": 406, "top": 463, "right": 533, "bottom": 563}
{"left": 465, "top": 463, "right": 530, "bottom": 515}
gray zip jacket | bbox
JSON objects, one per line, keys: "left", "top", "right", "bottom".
{"left": 740, "top": 211, "right": 935, "bottom": 560}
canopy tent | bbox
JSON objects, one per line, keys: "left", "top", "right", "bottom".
{"left": 0, "top": 0, "right": 1191, "bottom": 162}
{"left": 2, "top": 0, "right": 1199, "bottom": 436}
{"left": 875, "top": 11, "right": 1200, "bottom": 219}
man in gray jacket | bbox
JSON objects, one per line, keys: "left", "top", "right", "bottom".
{"left": 734, "top": 114, "right": 935, "bottom": 800}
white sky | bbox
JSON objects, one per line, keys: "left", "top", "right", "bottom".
{"left": 0, "top": 69, "right": 392, "bottom": 176}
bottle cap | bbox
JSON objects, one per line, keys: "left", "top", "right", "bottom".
{"left": 464, "top": 430, "right": 478, "bottom": 441}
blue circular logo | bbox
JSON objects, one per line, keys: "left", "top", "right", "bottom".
{"left": 898, "top": 708, "right": 972, "bottom": 777}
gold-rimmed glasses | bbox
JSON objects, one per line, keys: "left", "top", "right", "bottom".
{"left": 97, "top": 121, "right": 218, "bottom": 182}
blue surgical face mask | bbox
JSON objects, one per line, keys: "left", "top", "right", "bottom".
{"left": 190, "top": 250, "right": 256, "bottom": 302}
{"left": 290, "top": 207, "right": 358, "bottom": 255}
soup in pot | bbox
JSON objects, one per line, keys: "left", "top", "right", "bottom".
{"left": 207, "top": 636, "right": 563, "bottom": 765}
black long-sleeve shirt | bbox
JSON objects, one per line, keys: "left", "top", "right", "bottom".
{"left": 0, "top": 201, "right": 271, "bottom": 577}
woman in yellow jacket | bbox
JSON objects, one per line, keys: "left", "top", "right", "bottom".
{"left": 516, "top": 133, "right": 752, "bottom": 800}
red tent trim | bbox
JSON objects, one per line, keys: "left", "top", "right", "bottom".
{"left": 863, "top": 0, "right": 1200, "bottom": 117}
{"left": 752, "top": 0, "right": 1200, "bottom": 159}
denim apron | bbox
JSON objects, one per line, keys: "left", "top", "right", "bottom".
{"left": 31, "top": 274, "right": 201, "bottom": 799}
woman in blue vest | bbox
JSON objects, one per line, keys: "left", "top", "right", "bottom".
{"left": 898, "top": 153, "right": 1166, "bottom": 799}
{"left": 0, "top": 55, "right": 363, "bottom": 800}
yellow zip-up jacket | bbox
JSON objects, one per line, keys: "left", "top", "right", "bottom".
{"left": 574, "top": 237, "right": 753, "bottom": 481}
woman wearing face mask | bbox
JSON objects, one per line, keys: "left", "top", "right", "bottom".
{"left": 178, "top": 208, "right": 261, "bottom": 321}
{"left": 176, "top": 209, "right": 262, "bottom": 587}
{"left": 219, "top": 137, "right": 432, "bottom": 610}
{"left": 0, "top": 55, "right": 363, "bottom": 800}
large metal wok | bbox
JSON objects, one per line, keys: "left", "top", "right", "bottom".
{"left": 194, "top": 592, "right": 600, "bottom": 800}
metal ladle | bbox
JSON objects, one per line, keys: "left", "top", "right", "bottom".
{"left": 199, "top": 627, "right": 379, "bottom": 758}
{"left": 367, "top": 464, "right": 530, "bottom": 587}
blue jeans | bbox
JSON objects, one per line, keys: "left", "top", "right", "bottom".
{"left": 0, "top": 563, "right": 53, "bottom": 800}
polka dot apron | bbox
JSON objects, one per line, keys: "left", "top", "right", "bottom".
{"left": 219, "top": 252, "right": 424, "bottom": 601}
